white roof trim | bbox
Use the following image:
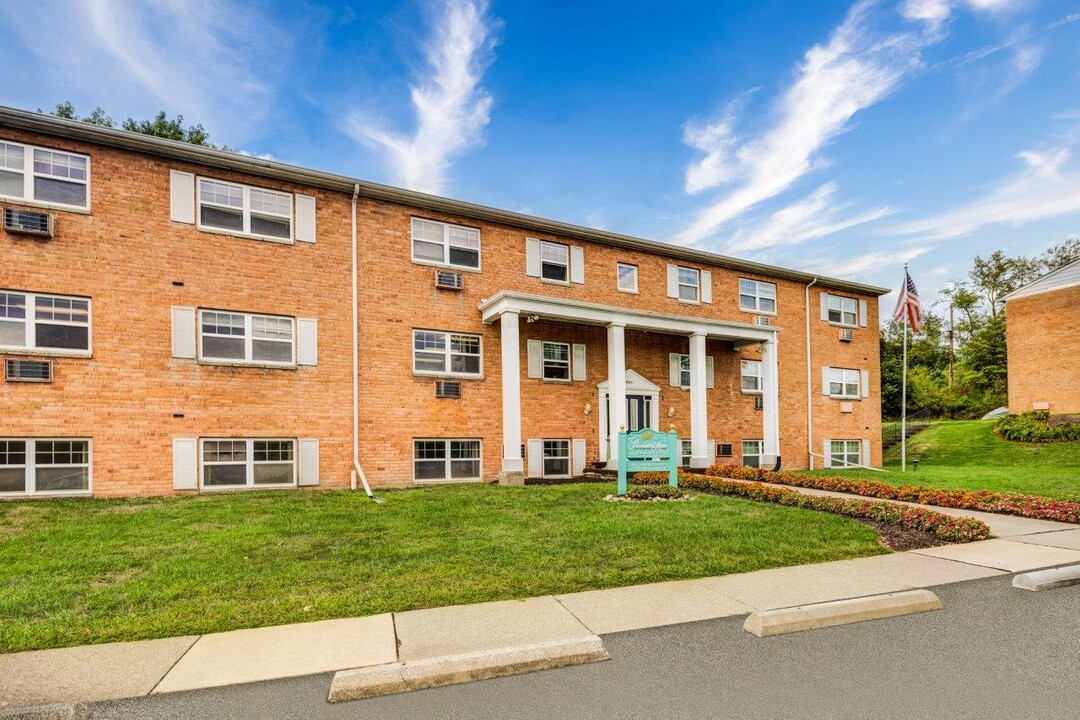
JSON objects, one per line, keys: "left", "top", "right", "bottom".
{"left": 598, "top": 369, "right": 660, "bottom": 393}
{"left": 1001, "top": 258, "right": 1080, "bottom": 302}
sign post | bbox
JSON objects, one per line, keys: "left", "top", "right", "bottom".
{"left": 617, "top": 425, "right": 679, "bottom": 496}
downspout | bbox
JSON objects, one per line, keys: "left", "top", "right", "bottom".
{"left": 805, "top": 277, "right": 818, "bottom": 471}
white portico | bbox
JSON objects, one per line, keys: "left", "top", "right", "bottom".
{"left": 479, "top": 292, "right": 781, "bottom": 479}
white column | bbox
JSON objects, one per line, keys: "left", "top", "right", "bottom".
{"left": 761, "top": 335, "right": 781, "bottom": 467}
{"left": 606, "top": 322, "right": 627, "bottom": 469}
{"left": 500, "top": 310, "right": 523, "bottom": 475}
{"left": 689, "top": 332, "right": 709, "bottom": 469}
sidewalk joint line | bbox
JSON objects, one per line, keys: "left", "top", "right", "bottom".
{"left": 148, "top": 634, "right": 202, "bottom": 696}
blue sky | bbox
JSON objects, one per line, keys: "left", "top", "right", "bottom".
{"left": 3, "top": 0, "right": 1078, "bottom": 317}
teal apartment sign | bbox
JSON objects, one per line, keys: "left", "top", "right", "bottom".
{"left": 617, "top": 426, "right": 679, "bottom": 495}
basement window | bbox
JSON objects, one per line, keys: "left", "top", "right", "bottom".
{"left": 0, "top": 439, "right": 91, "bottom": 495}
{"left": 202, "top": 439, "right": 296, "bottom": 489}
{"left": 413, "top": 439, "right": 482, "bottom": 482}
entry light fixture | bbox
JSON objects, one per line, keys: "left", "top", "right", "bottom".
{"left": 667, "top": 405, "right": 675, "bottom": 418}
{"left": 584, "top": 402, "right": 592, "bottom": 416}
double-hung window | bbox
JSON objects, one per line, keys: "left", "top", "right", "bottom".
{"left": 542, "top": 341, "right": 571, "bottom": 381}
{"left": 202, "top": 439, "right": 295, "bottom": 489}
{"left": 412, "top": 330, "right": 482, "bottom": 377}
{"left": 829, "top": 440, "right": 861, "bottom": 468}
{"left": 0, "top": 291, "right": 90, "bottom": 353}
{"left": 617, "top": 263, "right": 638, "bottom": 293}
{"left": 680, "top": 439, "right": 693, "bottom": 468}
{"left": 741, "top": 359, "right": 762, "bottom": 393}
{"left": 413, "top": 439, "right": 482, "bottom": 482}
{"left": 677, "top": 267, "right": 700, "bottom": 302}
{"left": 0, "top": 439, "right": 91, "bottom": 495}
{"left": 0, "top": 141, "right": 90, "bottom": 209}
{"left": 826, "top": 294, "right": 858, "bottom": 326}
{"left": 199, "top": 310, "right": 294, "bottom": 366}
{"left": 739, "top": 279, "right": 776, "bottom": 313}
{"left": 677, "top": 354, "right": 691, "bottom": 388}
{"left": 411, "top": 218, "right": 481, "bottom": 270}
{"left": 827, "top": 367, "right": 861, "bottom": 398}
{"left": 540, "top": 241, "right": 569, "bottom": 282}
{"left": 543, "top": 439, "right": 570, "bottom": 477}
{"left": 198, "top": 178, "right": 292, "bottom": 241}
{"left": 742, "top": 440, "right": 763, "bottom": 469}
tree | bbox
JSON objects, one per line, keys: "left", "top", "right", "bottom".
{"left": 42, "top": 102, "right": 227, "bottom": 149}
{"left": 968, "top": 250, "right": 1041, "bottom": 318}
{"left": 1038, "top": 237, "right": 1080, "bottom": 273}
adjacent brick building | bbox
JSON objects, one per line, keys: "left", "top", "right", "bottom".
{"left": 0, "top": 106, "right": 888, "bottom": 498}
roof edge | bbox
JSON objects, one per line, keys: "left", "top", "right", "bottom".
{"left": 1001, "top": 257, "right": 1080, "bottom": 302}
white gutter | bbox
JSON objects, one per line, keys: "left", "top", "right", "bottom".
{"left": 805, "top": 277, "right": 818, "bottom": 471}
{"left": 350, "top": 183, "right": 383, "bottom": 503}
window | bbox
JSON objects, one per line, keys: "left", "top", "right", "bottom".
{"left": 411, "top": 217, "right": 480, "bottom": 270}
{"left": 413, "top": 439, "right": 482, "bottom": 482}
{"left": 617, "top": 263, "right": 638, "bottom": 293}
{"left": 0, "top": 291, "right": 90, "bottom": 353}
{"left": 829, "top": 440, "right": 862, "bottom": 468}
{"left": 199, "top": 310, "right": 294, "bottom": 366}
{"left": 412, "top": 330, "right": 481, "bottom": 377}
{"left": 739, "top": 279, "right": 776, "bottom": 313}
{"left": 677, "top": 267, "right": 700, "bottom": 302}
{"left": 542, "top": 341, "right": 571, "bottom": 381}
{"left": 741, "top": 359, "right": 762, "bottom": 393}
{"left": 198, "top": 178, "right": 292, "bottom": 241}
{"left": 0, "top": 439, "right": 90, "bottom": 495}
{"left": 677, "top": 354, "right": 691, "bottom": 388}
{"left": 680, "top": 439, "right": 692, "bottom": 467}
{"left": 0, "top": 141, "right": 89, "bottom": 209}
{"left": 742, "top": 440, "right": 763, "bottom": 469}
{"left": 540, "top": 241, "right": 569, "bottom": 282}
{"left": 202, "top": 439, "right": 296, "bottom": 488}
{"left": 827, "top": 367, "right": 861, "bottom": 398}
{"left": 826, "top": 294, "right": 858, "bottom": 326}
{"left": 543, "top": 439, "right": 570, "bottom": 477}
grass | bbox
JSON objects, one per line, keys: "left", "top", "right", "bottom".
{"left": 0, "top": 483, "right": 886, "bottom": 653}
{"left": 823, "top": 420, "right": 1080, "bottom": 501}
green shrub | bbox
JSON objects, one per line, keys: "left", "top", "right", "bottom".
{"left": 996, "top": 412, "right": 1080, "bottom": 443}
{"left": 626, "top": 484, "right": 685, "bottom": 500}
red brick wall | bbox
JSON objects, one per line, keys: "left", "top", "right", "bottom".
{"left": 1006, "top": 287, "right": 1080, "bottom": 414}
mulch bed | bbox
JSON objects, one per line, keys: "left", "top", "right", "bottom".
{"left": 856, "top": 518, "right": 947, "bottom": 551}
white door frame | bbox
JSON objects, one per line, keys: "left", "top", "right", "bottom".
{"left": 598, "top": 370, "right": 661, "bottom": 463}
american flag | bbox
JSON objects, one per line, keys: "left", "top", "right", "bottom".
{"left": 892, "top": 268, "right": 923, "bottom": 334}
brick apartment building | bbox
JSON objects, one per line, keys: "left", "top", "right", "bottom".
{"left": 0, "top": 106, "right": 887, "bottom": 498}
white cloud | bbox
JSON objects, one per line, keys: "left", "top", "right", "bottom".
{"left": 888, "top": 147, "right": 1080, "bottom": 241}
{"left": 344, "top": 0, "right": 498, "bottom": 195}
{"left": 808, "top": 246, "right": 928, "bottom": 279}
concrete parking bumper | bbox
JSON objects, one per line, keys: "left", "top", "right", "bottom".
{"left": 743, "top": 589, "right": 943, "bottom": 637}
{"left": 1012, "top": 564, "right": 1080, "bottom": 591}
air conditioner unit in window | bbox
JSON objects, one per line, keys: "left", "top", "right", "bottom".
{"left": 3, "top": 208, "right": 54, "bottom": 238}
{"left": 716, "top": 443, "right": 733, "bottom": 458}
{"left": 753, "top": 316, "right": 771, "bottom": 326}
{"left": 435, "top": 270, "right": 464, "bottom": 290}
{"left": 435, "top": 380, "right": 462, "bottom": 398}
{"left": 5, "top": 359, "right": 53, "bottom": 382}
{"left": 839, "top": 327, "right": 854, "bottom": 342}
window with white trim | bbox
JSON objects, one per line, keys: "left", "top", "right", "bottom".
{"left": 829, "top": 440, "right": 861, "bottom": 468}
{"left": 617, "top": 263, "right": 638, "bottom": 293}
{"left": 199, "top": 310, "right": 294, "bottom": 365}
{"left": 827, "top": 367, "right": 861, "bottom": 399}
{"left": 540, "top": 241, "right": 569, "bottom": 282}
{"left": 741, "top": 439, "right": 763, "bottom": 469}
{"left": 741, "top": 359, "right": 762, "bottom": 393}
{"left": 198, "top": 177, "right": 292, "bottom": 241}
{"left": 676, "top": 354, "right": 691, "bottom": 388}
{"left": 411, "top": 217, "right": 481, "bottom": 270}
{"left": 0, "top": 291, "right": 90, "bottom": 352}
{"left": 0, "top": 141, "right": 89, "bottom": 209}
{"left": 0, "top": 439, "right": 90, "bottom": 495}
{"left": 738, "top": 279, "right": 776, "bottom": 313}
{"left": 202, "top": 439, "right": 296, "bottom": 488}
{"left": 412, "top": 330, "right": 481, "bottom": 377}
{"left": 542, "top": 341, "right": 571, "bottom": 381}
{"left": 543, "top": 439, "right": 570, "bottom": 477}
{"left": 413, "top": 439, "right": 481, "bottom": 482}
{"left": 826, "top": 294, "right": 858, "bottom": 326}
{"left": 680, "top": 439, "right": 692, "bottom": 467}
{"left": 677, "top": 267, "right": 700, "bottom": 302}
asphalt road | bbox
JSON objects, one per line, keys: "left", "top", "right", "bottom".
{"left": 86, "top": 573, "right": 1080, "bottom": 720}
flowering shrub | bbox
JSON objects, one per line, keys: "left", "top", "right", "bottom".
{"left": 631, "top": 471, "right": 990, "bottom": 543}
{"left": 996, "top": 412, "right": 1080, "bottom": 443}
{"left": 700, "top": 465, "right": 1080, "bottom": 524}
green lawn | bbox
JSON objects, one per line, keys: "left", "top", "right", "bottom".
{"left": 824, "top": 420, "right": 1080, "bottom": 501}
{"left": 0, "top": 483, "right": 886, "bottom": 653}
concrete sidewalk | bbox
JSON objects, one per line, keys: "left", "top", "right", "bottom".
{"left": 3, "top": 506, "right": 1079, "bottom": 712}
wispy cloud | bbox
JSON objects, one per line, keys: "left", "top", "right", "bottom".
{"left": 808, "top": 246, "right": 929, "bottom": 278}
{"left": 345, "top": 0, "right": 498, "bottom": 195}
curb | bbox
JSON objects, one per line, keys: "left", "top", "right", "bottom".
{"left": 743, "top": 589, "right": 942, "bottom": 637}
{"left": 0, "top": 704, "right": 77, "bottom": 720}
{"left": 328, "top": 636, "right": 610, "bottom": 702}
{"left": 1012, "top": 564, "right": 1080, "bottom": 591}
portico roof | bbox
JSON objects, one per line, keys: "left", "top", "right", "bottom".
{"left": 478, "top": 291, "right": 777, "bottom": 347}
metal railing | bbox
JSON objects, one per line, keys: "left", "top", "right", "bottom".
{"left": 881, "top": 408, "right": 936, "bottom": 450}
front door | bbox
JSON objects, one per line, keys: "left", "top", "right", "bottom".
{"left": 625, "top": 394, "right": 651, "bottom": 432}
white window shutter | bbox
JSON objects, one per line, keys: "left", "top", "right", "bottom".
{"left": 572, "top": 343, "right": 586, "bottom": 381}
{"left": 295, "top": 194, "right": 316, "bottom": 243}
{"left": 822, "top": 366, "right": 830, "bottom": 396}
{"left": 170, "top": 170, "right": 195, "bottom": 224}
{"left": 822, "top": 439, "right": 833, "bottom": 469}
{"left": 172, "top": 437, "right": 198, "bottom": 490}
{"left": 171, "top": 307, "right": 196, "bottom": 359}
{"left": 862, "top": 438, "right": 871, "bottom": 467}
{"left": 669, "top": 353, "right": 681, "bottom": 387}
{"left": 527, "top": 440, "right": 543, "bottom": 478}
{"left": 858, "top": 299, "right": 868, "bottom": 327}
{"left": 527, "top": 339, "right": 542, "bottom": 378}
{"left": 525, "top": 238, "right": 541, "bottom": 277}
{"left": 298, "top": 438, "right": 319, "bottom": 486}
{"left": 666, "top": 265, "right": 679, "bottom": 299}
{"left": 297, "top": 318, "right": 318, "bottom": 366}
{"left": 572, "top": 439, "right": 586, "bottom": 476}
{"left": 860, "top": 369, "right": 870, "bottom": 398}
{"left": 706, "top": 356, "right": 715, "bottom": 389}
{"left": 707, "top": 439, "right": 716, "bottom": 462}
{"left": 820, "top": 292, "right": 829, "bottom": 321}
{"left": 570, "top": 246, "right": 585, "bottom": 284}
{"left": 701, "top": 270, "right": 712, "bottom": 304}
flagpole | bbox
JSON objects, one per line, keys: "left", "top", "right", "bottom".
{"left": 901, "top": 263, "right": 909, "bottom": 473}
